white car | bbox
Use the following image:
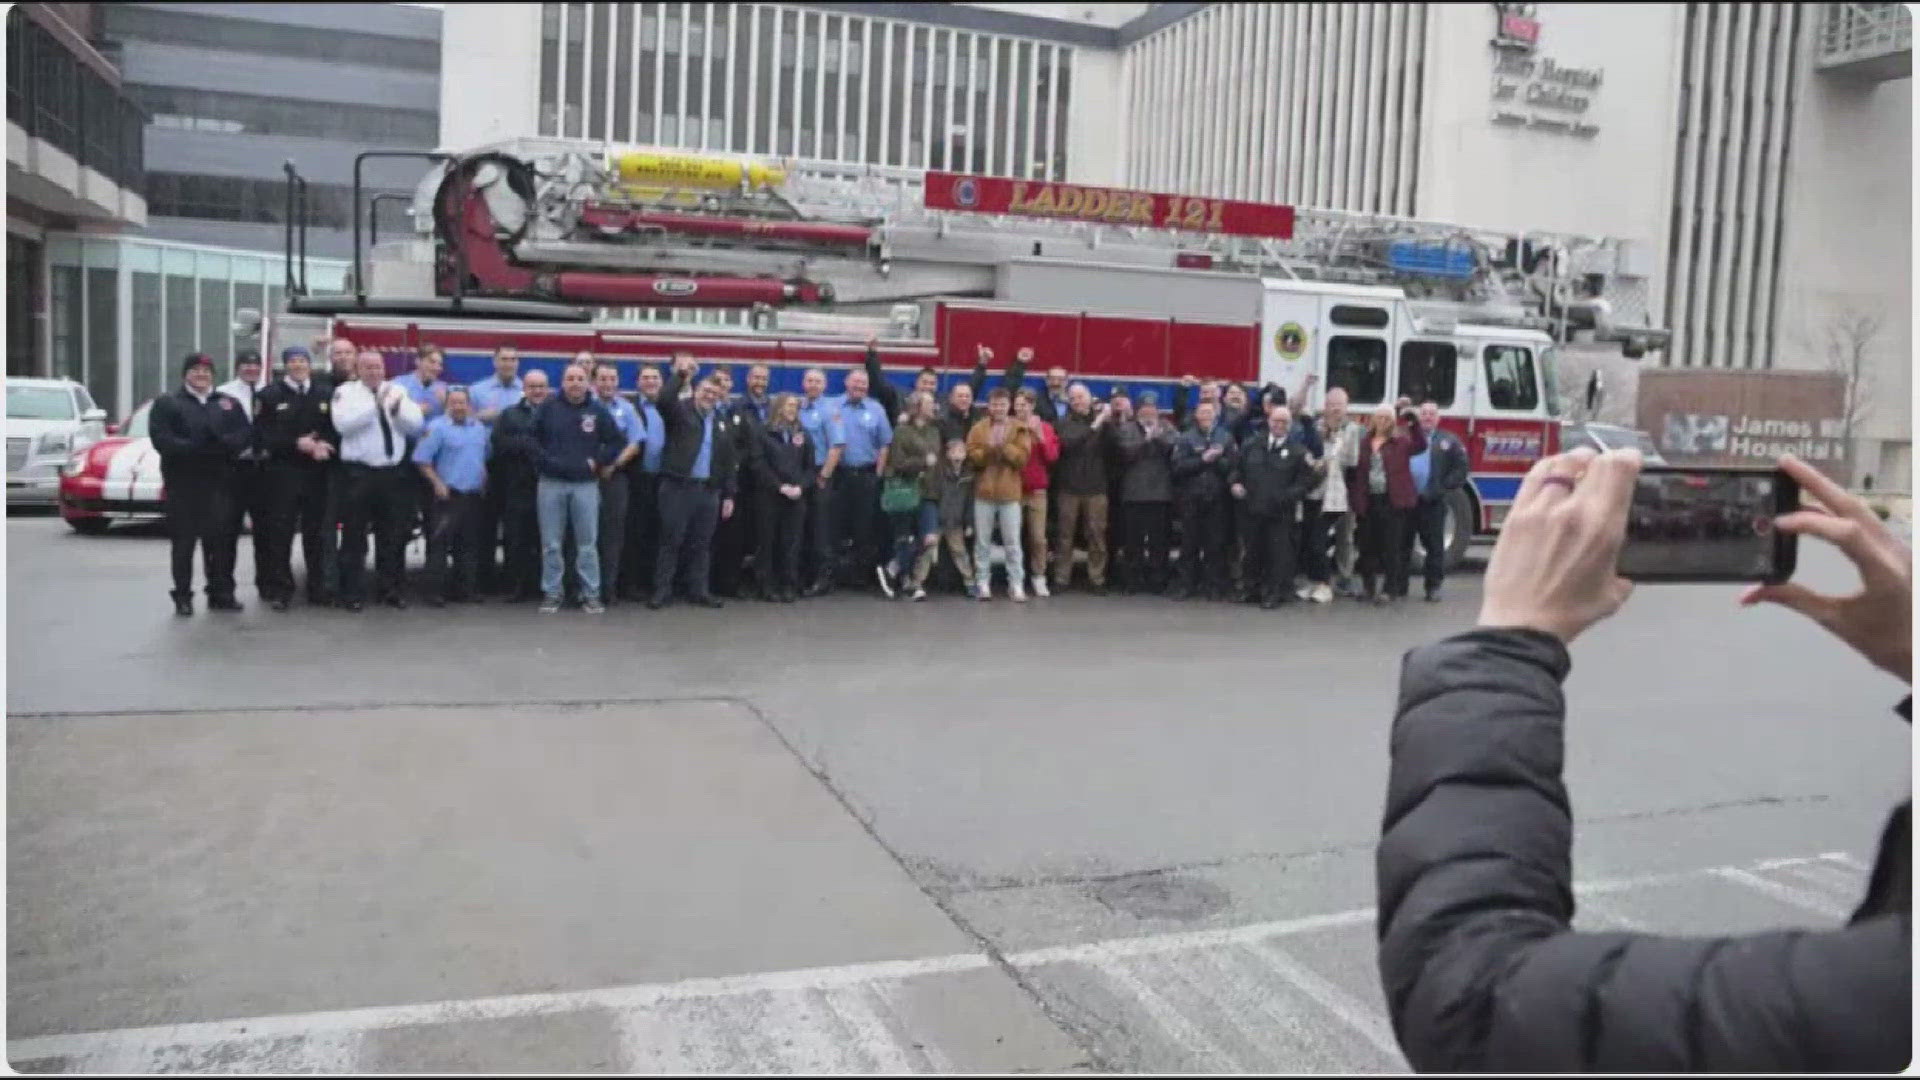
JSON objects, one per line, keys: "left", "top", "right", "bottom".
{"left": 9, "top": 378, "right": 109, "bottom": 506}
{"left": 58, "top": 398, "right": 164, "bottom": 533}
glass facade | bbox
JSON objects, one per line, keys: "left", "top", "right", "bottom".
{"left": 45, "top": 236, "right": 348, "bottom": 420}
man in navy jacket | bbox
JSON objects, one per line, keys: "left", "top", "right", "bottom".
{"left": 531, "top": 362, "right": 626, "bottom": 613}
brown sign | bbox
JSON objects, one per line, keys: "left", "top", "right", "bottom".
{"left": 1636, "top": 370, "right": 1850, "bottom": 482}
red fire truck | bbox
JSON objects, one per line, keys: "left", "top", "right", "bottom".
{"left": 258, "top": 138, "right": 1668, "bottom": 566}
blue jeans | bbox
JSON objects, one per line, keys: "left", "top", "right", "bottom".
{"left": 537, "top": 477, "right": 600, "bottom": 601}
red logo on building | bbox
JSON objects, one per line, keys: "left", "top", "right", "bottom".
{"left": 1492, "top": 2, "right": 1539, "bottom": 50}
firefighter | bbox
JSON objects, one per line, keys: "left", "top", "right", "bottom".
{"left": 1230, "top": 405, "right": 1318, "bottom": 610}
{"left": 149, "top": 353, "right": 253, "bottom": 615}
{"left": 332, "top": 347, "right": 426, "bottom": 611}
{"left": 215, "top": 349, "right": 271, "bottom": 601}
{"left": 253, "top": 346, "right": 339, "bottom": 610}
{"left": 489, "top": 368, "right": 551, "bottom": 601}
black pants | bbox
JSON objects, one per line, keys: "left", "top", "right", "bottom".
{"left": 1402, "top": 497, "right": 1449, "bottom": 595}
{"left": 425, "top": 490, "right": 483, "bottom": 599}
{"left": 1299, "top": 499, "right": 1333, "bottom": 584}
{"left": 803, "top": 480, "right": 836, "bottom": 588}
{"left": 755, "top": 487, "right": 805, "bottom": 596}
{"left": 832, "top": 468, "right": 880, "bottom": 584}
{"left": 164, "top": 471, "right": 235, "bottom": 601}
{"left": 621, "top": 471, "right": 660, "bottom": 599}
{"left": 337, "top": 464, "right": 411, "bottom": 603}
{"left": 655, "top": 475, "right": 721, "bottom": 602}
{"left": 261, "top": 462, "right": 330, "bottom": 602}
{"left": 477, "top": 479, "right": 508, "bottom": 593}
{"left": 1230, "top": 501, "right": 1256, "bottom": 597}
{"left": 711, "top": 474, "right": 752, "bottom": 597}
{"left": 1118, "top": 501, "right": 1171, "bottom": 593}
{"left": 1248, "top": 510, "right": 1299, "bottom": 605}
{"left": 1175, "top": 494, "right": 1229, "bottom": 597}
{"left": 1359, "top": 505, "right": 1413, "bottom": 598}
{"left": 597, "top": 473, "right": 630, "bottom": 602}
{"left": 500, "top": 474, "right": 541, "bottom": 599}
{"left": 220, "top": 461, "right": 272, "bottom": 596}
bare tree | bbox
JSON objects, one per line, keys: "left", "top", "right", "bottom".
{"left": 1819, "top": 307, "right": 1881, "bottom": 483}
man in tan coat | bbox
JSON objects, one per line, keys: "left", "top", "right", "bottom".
{"left": 966, "top": 388, "right": 1034, "bottom": 601}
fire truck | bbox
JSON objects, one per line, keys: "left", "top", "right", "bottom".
{"left": 257, "top": 136, "right": 1669, "bottom": 567}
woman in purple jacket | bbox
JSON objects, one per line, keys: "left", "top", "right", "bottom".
{"left": 1349, "top": 404, "right": 1428, "bottom": 604}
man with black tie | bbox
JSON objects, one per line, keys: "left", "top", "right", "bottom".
{"left": 253, "top": 346, "right": 339, "bottom": 610}
{"left": 216, "top": 349, "right": 271, "bottom": 599}
{"left": 332, "top": 347, "right": 424, "bottom": 611}
{"left": 651, "top": 353, "right": 739, "bottom": 610}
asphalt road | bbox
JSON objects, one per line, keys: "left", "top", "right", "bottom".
{"left": 6, "top": 511, "right": 1911, "bottom": 1072}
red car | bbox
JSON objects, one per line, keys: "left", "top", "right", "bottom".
{"left": 58, "top": 399, "right": 164, "bottom": 534}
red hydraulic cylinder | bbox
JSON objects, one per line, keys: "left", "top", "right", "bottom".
{"left": 578, "top": 205, "right": 874, "bottom": 247}
{"left": 546, "top": 272, "right": 833, "bottom": 307}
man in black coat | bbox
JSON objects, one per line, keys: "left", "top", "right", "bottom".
{"left": 651, "top": 353, "right": 740, "bottom": 610}
{"left": 489, "top": 369, "right": 551, "bottom": 601}
{"left": 252, "top": 346, "right": 339, "bottom": 610}
{"left": 1169, "top": 400, "right": 1237, "bottom": 600}
{"left": 1378, "top": 449, "right": 1911, "bottom": 1073}
{"left": 1229, "top": 404, "right": 1317, "bottom": 610}
{"left": 149, "top": 353, "right": 253, "bottom": 615}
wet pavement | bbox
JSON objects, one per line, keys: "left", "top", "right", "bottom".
{"left": 6, "top": 512, "right": 1910, "bottom": 1071}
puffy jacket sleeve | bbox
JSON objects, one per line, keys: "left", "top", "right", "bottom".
{"left": 1378, "top": 628, "right": 1913, "bottom": 1074}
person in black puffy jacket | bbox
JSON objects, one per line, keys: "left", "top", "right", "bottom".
{"left": 1377, "top": 448, "right": 1911, "bottom": 1073}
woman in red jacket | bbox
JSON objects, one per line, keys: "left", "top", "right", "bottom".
{"left": 1014, "top": 388, "right": 1061, "bottom": 598}
{"left": 1349, "top": 404, "right": 1428, "bottom": 604}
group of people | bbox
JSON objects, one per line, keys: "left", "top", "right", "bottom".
{"left": 151, "top": 335, "right": 1471, "bottom": 615}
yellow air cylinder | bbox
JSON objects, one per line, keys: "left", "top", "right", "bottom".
{"left": 612, "top": 150, "right": 787, "bottom": 191}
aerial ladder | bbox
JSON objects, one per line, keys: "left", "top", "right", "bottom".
{"left": 338, "top": 136, "right": 1664, "bottom": 355}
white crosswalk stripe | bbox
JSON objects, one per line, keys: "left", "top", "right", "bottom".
{"left": 8, "top": 849, "right": 1877, "bottom": 1074}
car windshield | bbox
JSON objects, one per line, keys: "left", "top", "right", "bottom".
{"left": 125, "top": 402, "right": 152, "bottom": 438}
{"left": 7, "top": 386, "right": 76, "bottom": 420}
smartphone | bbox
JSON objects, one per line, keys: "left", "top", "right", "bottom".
{"left": 1617, "top": 465, "right": 1798, "bottom": 583}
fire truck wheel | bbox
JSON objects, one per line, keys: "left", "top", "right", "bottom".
{"left": 1415, "top": 488, "right": 1477, "bottom": 573}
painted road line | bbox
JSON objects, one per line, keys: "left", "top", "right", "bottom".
{"left": 1822, "top": 851, "right": 1871, "bottom": 874}
{"left": 8, "top": 850, "right": 1866, "bottom": 1070}
{"left": 1710, "top": 867, "right": 1852, "bottom": 921}
{"left": 1776, "top": 861, "right": 1865, "bottom": 901}
{"left": 1240, "top": 940, "right": 1403, "bottom": 1062}
{"left": 1090, "top": 954, "right": 1247, "bottom": 1072}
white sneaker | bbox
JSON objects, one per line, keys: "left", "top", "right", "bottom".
{"left": 875, "top": 564, "right": 896, "bottom": 599}
{"left": 1295, "top": 584, "right": 1314, "bottom": 601}
{"left": 1311, "top": 583, "right": 1333, "bottom": 604}
{"left": 911, "top": 587, "right": 927, "bottom": 601}
{"left": 976, "top": 582, "right": 992, "bottom": 601}
{"left": 1031, "top": 574, "right": 1051, "bottom": 598}
{"left": 1010, "top": 582, "right": 1028, "bottom": 603}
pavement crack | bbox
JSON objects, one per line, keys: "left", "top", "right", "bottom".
{"left": 731, "top": 697, "right": 1118, "bottom": 1074}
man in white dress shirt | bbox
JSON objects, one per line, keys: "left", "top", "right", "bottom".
{"left": 332, "top": 348, "right": 425, "bottom": 611}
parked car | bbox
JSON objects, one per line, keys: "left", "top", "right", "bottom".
{"left": 1560, "top": 421, "right": 1668, "bottom": 466}
{"left": 9, "top": 378, "right": 109, "bottom": 507}
{"left": 57, "top": 398, "right": 164, "bottom": 534}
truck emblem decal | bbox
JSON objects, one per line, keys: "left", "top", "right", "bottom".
{"left": 1275, "top": 322, "right": 1308, "bottom": 360}
{"left": 953, "top": 177, "right": 979, "bottom": 208}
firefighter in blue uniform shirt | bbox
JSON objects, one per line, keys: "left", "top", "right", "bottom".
{"left": 826, "top": 369, "right": 893, "bottom": 589}
{"left": 149, "top": 353, "right": 253, "bottom": 615}
{"left": 797, "top": 368, "right": 846, "bottom": 596}
{"left": 412, "top": 386, "right": 492, "bottom": 606}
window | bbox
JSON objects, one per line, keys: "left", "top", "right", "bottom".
{"left": 1329, "top": 304, "right": 1390, "bottom": 329}
{"left": 86, "top": 267, "right": 117, "bottom": 414}
{"left": 145, "top": 172, "right": 409, "bottom": 230}
{"left": 7, "top": 386, "right": 77, "bottom": 420}
{"left": 1484, "top": 344, "right": 1540, "bottom": 411}
{"left": 1397, "top": 341, "right": 1457, "bottom": 407}
{"left": 100, "top": 4, "right": 439, "bottom": 71}
{"left": 1327, "top": 336, "right": 1387, "bottom": 405}
{"left": 132, "top": 271, "right": 163, "bottom": 406}
{"left": 128, "top": 86, "right": 437, "bottom": 145}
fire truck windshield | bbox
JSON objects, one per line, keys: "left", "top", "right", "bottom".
{"left": 1540, "top": 345, "right": 1563, "bottom": 419}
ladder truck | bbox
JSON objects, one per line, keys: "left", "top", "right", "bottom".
{"left": 259, "top": 137, "right": 1670, "bottom": 567}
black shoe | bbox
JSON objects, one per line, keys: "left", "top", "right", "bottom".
{"left": 802, "top": 581, "right": 830, "bottom": 599}
{"left": 645, "top": 597, "right": 667, "bottom": 611}
{"left": 1167, "top": 588, "right": 1190, "bottom": 601}
{"left": 691, "top": 595, "right": 724, "bottom": 609}
{"left": 1089, "top": 583, "right": 1109, "bottom": 597}
{"left": 1424, "top": 589, "right": 1442, "bottom": 603}
{"left": 382, "top": 595, "right": 408, "bottom": 610}
{"left": 172, "top": 596, "right": 194, "bottom": 617}
{"left": 208, "top": 596, "right": 243, "bottom": 613}
{"left": 426, "top": 595, "right": 446, "bottom": 608}
{"left": 780, "top": 591, "right": 798, "bottom": 604}
{"left": 341, "top": 599, "right": 365, "bottom": 612}
{"left": 1260, "top": 598, "right": 1280, "bottom": 611}
{"left": 269, "top": 597, "right": 290, "bottom": 613}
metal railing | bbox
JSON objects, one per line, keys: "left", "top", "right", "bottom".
{"left": 6, "top": 7, "right": 147, "bottom": 192}
{"left": 1817, "top": 3, "right": 1912, "bottom": 71}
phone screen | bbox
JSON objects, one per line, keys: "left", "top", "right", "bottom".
{"left": 1618, "top": 467, "right": 1792, "bottom": 582}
